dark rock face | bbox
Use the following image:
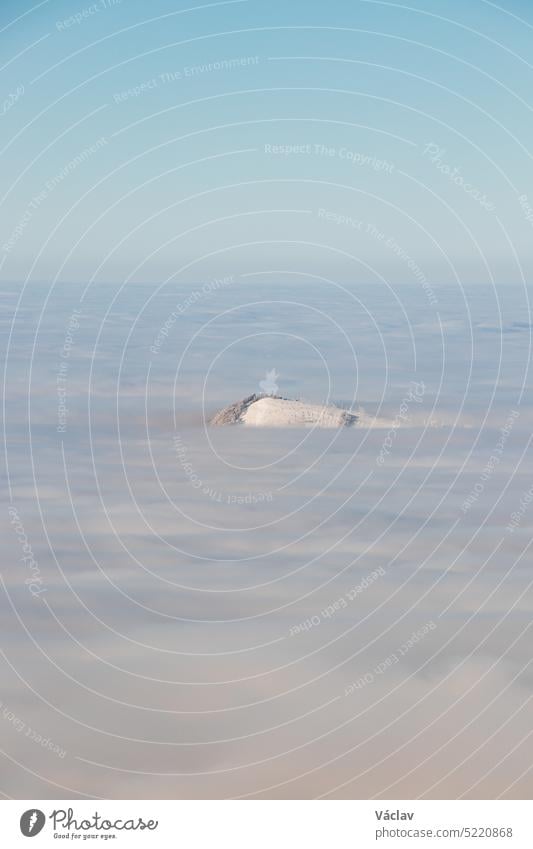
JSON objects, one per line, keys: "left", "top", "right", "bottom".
{"left": 209, "top": 394, "right": 268, "bottom": 425}
{"left": 339, "top": 410, "right": 359, "bottom": 427}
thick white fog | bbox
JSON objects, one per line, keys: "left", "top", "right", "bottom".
{"left": 2, "top": 279, "right": 532, "bottom": 798}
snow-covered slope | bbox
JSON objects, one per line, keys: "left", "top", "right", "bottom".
{"left": 210, "top": 395, "right": 358, "bottom": 428}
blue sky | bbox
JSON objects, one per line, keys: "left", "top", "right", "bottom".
{"left": 1, "top": 0, "right": 533, "bottom": 284}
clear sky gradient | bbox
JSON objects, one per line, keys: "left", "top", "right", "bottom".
{"left": 1, "top": 0, "right": 532, "bottom": 284}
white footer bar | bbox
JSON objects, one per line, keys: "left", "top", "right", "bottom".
{"left": 1, "top": 800, "right": 531, "bottom": 848}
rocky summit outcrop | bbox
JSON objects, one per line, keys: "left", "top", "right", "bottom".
{"left": 210, "top": 395, "right": 358, "bottom": 428}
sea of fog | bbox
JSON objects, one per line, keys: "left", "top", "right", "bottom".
{"left": 2, "top": 279, "right": 532, "bottom": 799}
